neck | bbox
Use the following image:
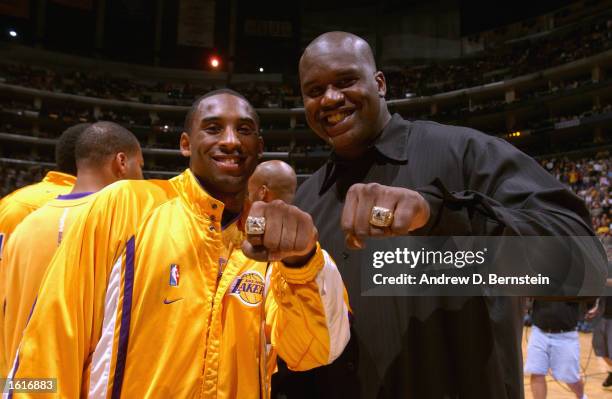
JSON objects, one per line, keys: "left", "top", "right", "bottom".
{"left": 70, "top": 170, "right": 114, "bottom": 194}
{"left": 192, "top": 174, "right": 245, "bottom": 214}
{"left": 214, "top": 191, "right": 245, "bottom": 214}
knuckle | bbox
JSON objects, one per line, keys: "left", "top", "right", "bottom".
{"left": 250, "top": 200, "right": 264, "bottom": 213}
{"left": 355, "top": 226, "right": 369, "bottom": 237}
{"left": 287, "top": 204, "right": 301, "bottom": 217}
{"left": 302, "top": 211, "right": 314, "bottom": 226}
{"left": 270, "top": 199, "right": 286, "bottom": 210}
{"left": 348, "top": 183, "right": 364, "bottom": 194}
{"left": 368, "top": 182, "right": 382, "bottom": 192}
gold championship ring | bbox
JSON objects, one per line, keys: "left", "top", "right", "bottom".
{"left": 245, "top": 216, "right": 266, "bottom": 235}
{"left": 369, "top": 206, "right": 393, "bottom": 227}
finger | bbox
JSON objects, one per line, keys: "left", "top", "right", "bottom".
{"left": 279, "top": 206, "right": 298, "bottom": 254}
{"left": 241, "top": 240, "right": 270, "bottom": 262}
{"left": 263, "top": 201, "right": 284, "bottom": 253}
{"left": 341, "top": 184, "right": 361, "bottom": 235}
{"left": 369, "top": 191, "right": 398, "bottom": 237}
{"left": 353, "top": 185, "right": 376, "bottom": 240}
{"left": 294, "top": 211, "right": 316, "bottom": 256}
{"left": 391, "top": 197, "right": 415, "bottom": 236}
{"left": 246, "top": 201, "right": 266, "bottom": 247}
{"left": 346, "top": 232, "right": 364, "bottom": 249}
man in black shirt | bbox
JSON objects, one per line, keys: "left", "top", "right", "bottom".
{"left": 524, "top": 301, "right": 585, "bottom": 399}
{"left": 273, "top": 31, "right": 607, "bottom": 399}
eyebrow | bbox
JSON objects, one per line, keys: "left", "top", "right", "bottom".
{"left": 200, "top": 117, "right": 221, "bottom": 125}
{"left": 199, "top": 116, "right": 257, "bottom": 125}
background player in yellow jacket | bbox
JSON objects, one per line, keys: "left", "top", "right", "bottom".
{"left": 0, "top": 121, "right": 144, "bottom": 375}
{"left": 5, "top": 90, "right": 349, "bottom": 398}
{"left": 0, "top": 123, "right": 90, "bottom": 259}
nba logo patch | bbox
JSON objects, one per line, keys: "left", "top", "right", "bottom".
{"left": 169, "top": 264, "right": 180, "bottom": 287}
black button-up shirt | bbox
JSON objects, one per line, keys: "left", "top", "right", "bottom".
{"left": 279, "top": 114, "right": 605, "bottom": 399}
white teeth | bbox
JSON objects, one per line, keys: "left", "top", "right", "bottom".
{"left": 218, "top": 158, "right": 239, "bottom": 165}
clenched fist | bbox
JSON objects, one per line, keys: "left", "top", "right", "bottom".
{"left": 342, "top": 183, "right": 430, "bottom": 249}
{"left": 242, "top": 200, "right": 318, "bottom": 265}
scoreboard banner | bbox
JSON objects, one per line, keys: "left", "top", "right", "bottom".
{"left": 177, "top": 0, "right": 215, "bottom": 48}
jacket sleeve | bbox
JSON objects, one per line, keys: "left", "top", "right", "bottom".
{"left": 3, "top": 181, "right": 173, "bottom": 398}
{"left": 265, "top": 243, "right": 350, "bottom": 371}
{"left": 0, "top": 200, "right": 33, "bottom": 261}
{"left": 414, "top": 133, "right": 607, "bottom": 295}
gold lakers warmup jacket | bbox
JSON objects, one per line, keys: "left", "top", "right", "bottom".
{"left": 5, "top": 170, "right": 350, "bottom": 398}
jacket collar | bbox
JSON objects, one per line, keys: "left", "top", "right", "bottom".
{"left": 44, "top": 171, "right": 76, "bottom": 187}
{"left": 174, "top": 169, "right": 225, "bottom": 224}
{"left": 373, "top": 113, "right": 410, "bottom": 163}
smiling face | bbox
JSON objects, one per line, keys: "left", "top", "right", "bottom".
{"left": 300, "top": 33, "right": 390, "bottom": 159}
{"left": 180, "top": 93, "right": 263, "bottom": 199}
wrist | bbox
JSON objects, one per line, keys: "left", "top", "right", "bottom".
{"left": 282, "top": 246, "right": 317, "bottom": 268}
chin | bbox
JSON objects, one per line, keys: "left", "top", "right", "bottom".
{"left": 220, "top": 177, "right": 247, "bottom": 191}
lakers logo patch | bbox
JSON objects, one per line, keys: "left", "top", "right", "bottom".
{"left": 229, "top": 271, "right": 265, "bottom": 306}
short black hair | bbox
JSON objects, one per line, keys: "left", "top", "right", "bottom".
{"left": 75, "top": 122, "right": 141, "bottom": 167}
{"left": 55, "top": 123, "right": 92, "bottom": 175}
{"left": 184, "top": 88, "right": 259, "bottom": 133}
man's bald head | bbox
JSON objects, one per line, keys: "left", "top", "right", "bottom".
{"left": 298, "top": 31, "right": 391, "bottom": 159}
{"left": 248, "top": 160, "right": 297, "bottom": 204}
{"left": 300, "top": 31, "right": 377, "bottom": 76}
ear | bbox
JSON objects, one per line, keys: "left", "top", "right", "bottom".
{"left": 113, "top": 152, "right": 128, "bottom": 178}
{"left": 375, "top": 71, "right": 387, "bottom": 98}
{"left": 180, "top": 132, "right": 191, "bottom": 157}
{"left": 257, "top": 135, "right": 264, "bottom": 159}
{"left": 258, "top": 185, "right": 269, "bottom": 202}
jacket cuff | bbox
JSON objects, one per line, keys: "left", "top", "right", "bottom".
{"left": 277, "top": 243, "right": 324, "bottom": 284}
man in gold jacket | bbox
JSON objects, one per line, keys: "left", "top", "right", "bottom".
{"left": 0, "top": 123, "right": 90, "bottom": 259}
{"left": 6, "top": 90, "right": 350, "bottom": 398}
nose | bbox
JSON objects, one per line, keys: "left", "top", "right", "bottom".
{"left": 321, "top": 85, "right": 344, "bottom": 110}
{"left": 219, "top": 126, "right": 241, "bottom": 151}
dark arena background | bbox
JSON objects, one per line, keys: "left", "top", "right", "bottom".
{"left": 1, "top": 0, "right": 612, "bottom": 397}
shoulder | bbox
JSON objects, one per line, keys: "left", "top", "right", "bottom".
{"left": 407, "top": 119, "right": 525, "bottom": 164}
{"left": 66, "top": 180, "right": 179, "bottom": 235}
{"left": 1, "top": 180, "right": 67, "bottom": 209}
{"left": 409, "top": 120, "right": 498, "bottom": 146}
{"left": 93, "top": 179, "right": 177, "bottom": 208}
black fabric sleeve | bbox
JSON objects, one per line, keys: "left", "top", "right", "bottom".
{"left": 413, "top": 135, "right": 607, "bottom": 295}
